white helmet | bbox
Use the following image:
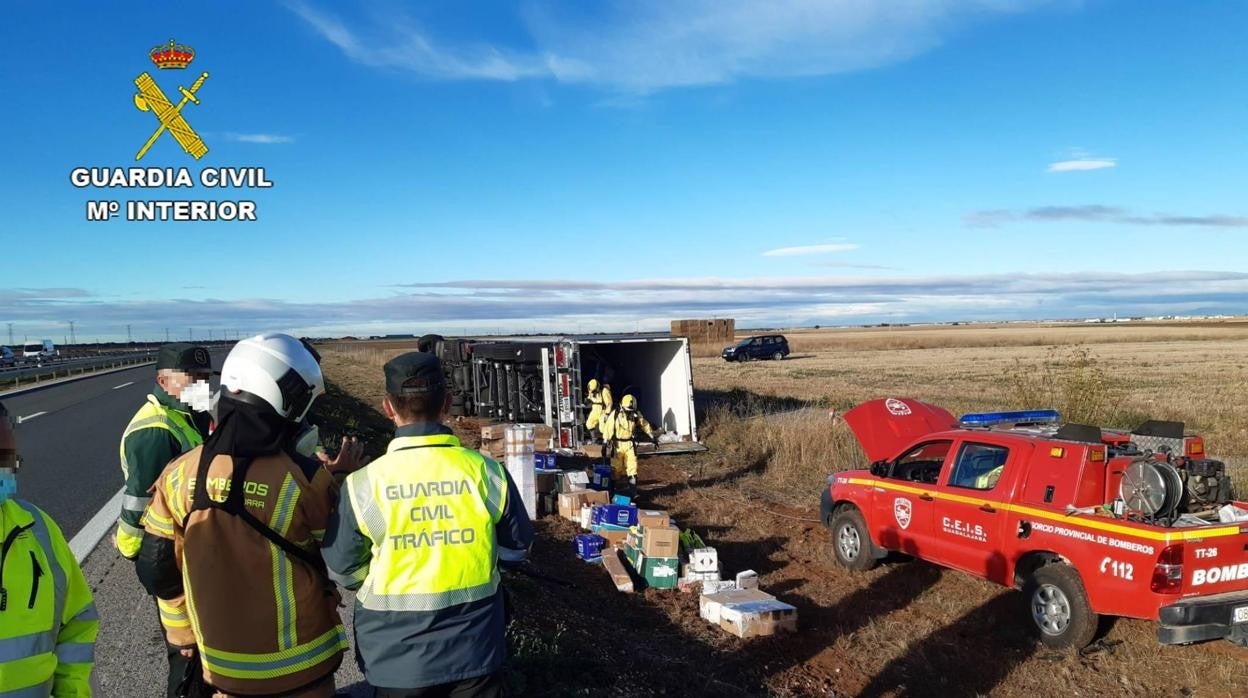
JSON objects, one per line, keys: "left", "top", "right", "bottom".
{"left": 220, "top": 333, "right": 324, "bottom": 422}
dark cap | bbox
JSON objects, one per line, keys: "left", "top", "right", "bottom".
{"left": 384, "top": 351, "right": 446, "bottom": 396}
{"left": 157, "top": 343, "right": 212, "bottom": 374}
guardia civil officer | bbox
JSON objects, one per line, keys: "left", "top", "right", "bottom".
{"left": 116, "top": 342, "right": 212, "bottom": 697}
{"left": 0, "top": 400, "right": 99, "bottom": 696}
{"left": 323, "top": 352, "right": 533, "bottom": 697}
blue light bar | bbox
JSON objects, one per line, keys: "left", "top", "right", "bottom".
{"left": 959, "top": 409, "right": 1061, "bottom": 427}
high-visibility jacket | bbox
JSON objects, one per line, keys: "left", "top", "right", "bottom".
{"left": 116, "top": 390, "right": 204, "bottom": 559}
{"left": 143, "top": 446, "right": 347, "bottom": 696}
{"left": 323, "top": 428, "right": 533, "bottom": 689}
{"left": 0, "top": 498, "right": 98, "bottom": 697}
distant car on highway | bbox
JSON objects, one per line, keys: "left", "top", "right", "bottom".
{"left": 0, "top": 346, "right": 15, "bottom": 367}
{"left": 22, "top": 339, "right": 56, "bottom": 365}
{"left": 721, "top": 334, "right": 790, "bottom": 362}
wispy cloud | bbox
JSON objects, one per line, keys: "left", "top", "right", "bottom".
{"left": 224, "top": 133, "right": 295, "bottom": 144}
{"left": 964, "top": 205, "right": 1248, "bottom": 228}
{"left": 287, "top": 1, "right": 1056, "bottom": 93}
{"left": 762, "top": 242, "right": 860, "bottom": 257}
{"left": 1048, "top": 157, "right": 1116, "bottom": 172}
{"left": 9, "top": 271, "right": 1245, "bottom": 339}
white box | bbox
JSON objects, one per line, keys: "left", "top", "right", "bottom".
{"left": 689, "top": 547, "right": 718, "bottom": 573}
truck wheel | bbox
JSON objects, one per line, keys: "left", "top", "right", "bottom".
{"left": 1023, "top": 564, "right": 1098, "bottom": 649}
{"left": 830, "top": 507, "right": 878, "bottom": 571}
{"left": 772, "top": 351, "right": 784, "bottom": 361}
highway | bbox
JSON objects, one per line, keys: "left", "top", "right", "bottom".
{"left": 3, "top": 356, "right": 370, "bottom": 695}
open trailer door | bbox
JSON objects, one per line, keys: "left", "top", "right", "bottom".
{"left": 574, "top": 335, "right": 706, "bottom": 455}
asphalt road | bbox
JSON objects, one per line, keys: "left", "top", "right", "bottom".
{"left": 3, "top": 355, "right": 371, "bottom": 696}
{"left": 4, "top": 361, "right": 164, "bottom": 537}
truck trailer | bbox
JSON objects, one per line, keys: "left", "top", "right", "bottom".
{"left": 434, "top": 334, "right": 703, "bottom": 454}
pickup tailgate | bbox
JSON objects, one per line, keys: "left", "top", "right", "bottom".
{"left": 1183, "top": 527, "right": 1248, "bottom": 595}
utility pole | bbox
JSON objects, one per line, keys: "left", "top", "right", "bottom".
{"left": 5, "top": 323, "right": 11, "bottom": 346}
{"left": 126, "top": 325, "right": 132, "bottom": 344}
{"left": 208, "top": 329, "right": 213, "bottom": 341}
{"left": 68, "top": 321, "right": 75, "bottom": 346}
{"left": 188, "top": 328, "right": 193, "bottom": 341}
{"left": 165, "top": 328, "right": 171, "bottom": 343}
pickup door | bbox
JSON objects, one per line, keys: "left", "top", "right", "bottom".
{"left": 928, "top": 438, "right": 1027, "bottom": 584}
{"left": 870, "top": 440, "right": 953, "bottom": 556}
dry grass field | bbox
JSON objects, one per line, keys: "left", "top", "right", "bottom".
{"left": 315, "top": 320, "right": 1248, "bottom": 696}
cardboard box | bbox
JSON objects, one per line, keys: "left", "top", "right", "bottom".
{"left": 638, "top": 510, "right": 669, "bottom": 529}
{"left": 558, "top": 489, "right": 609, "bottom": 520}
{"left": 700, "top": 588, "right": 773, "bottom": 625}
{"left": 642, "top": 525, "right": 681, "bottom": 558}
{"left": 601, "top": 549, "right": 634, "bottom": 593}
{"left": 736, "top": 570, "right": 759, "bottom": 590}
{"left": 689, "top": 548, "right": 719, "bottom": 573}
{"left": 574, "top": 534, "right": 606, "bottom": 562}
{"left": 558, "top": 471, "right": 590, "bottom": 493}
{"left": 637, "top": 555, "right": 680, "bottom": 589}
{"left": 580, "top": 443, "right": 603, "bottom": 459}
{"left": 719, "top": 599, "right": 798, "bottom": 638}
{"left": 599, "top": 504, "right": 638, "bottom": 528}
{"left": 598, "top": 528, "right": 629, "bottom": 547}
{"left": 583, "top": 489, "right": 609, "bottom": 507}
{"left": 481, "top": 424, "right": 509, "bottom": 440}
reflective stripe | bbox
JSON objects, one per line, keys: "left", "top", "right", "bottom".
{"left": 347, "top": 471, "right": 385, "bottom": 543}
{"left": 200, "top": 626, "right": 347, "bottom": 679}
{"left": 71, "top": 604, "right": 99, "bottom": 623}
{"left": 23, "top": 505, "right": 66, "bottom": 636}
{"left": 270, "top": 548, "right": 296, "bottom": 650}
{"left": 270, "top": 474, "right": 299, "bottom": 537}
{"left": 143, "top": 513, "right": 175, "bottom": 538}
{"left": 357, "top": 573, "right": 499, "bottom": 612}
{"left": 55, "top": 642, "right": 94, "bottom": 664}
{"left": 122, "top": 494, "right": 152, "bottom": 512}
{"left": 166, "top": 461, "right": 186, "bottom": 523}
{"left": 0, "top": 679, "right": 54, "bottom": 697}
{"left": 0, "top": 631, "right": 54, "bottom": 663}
{"left": 482, "top": 458, "right": 506, "bottom": 521}
{"left": 328, "top": 564, "right": 368, "bottom": 588}
{"left": 157, "top": 598, "right": 190, "bottom": 628}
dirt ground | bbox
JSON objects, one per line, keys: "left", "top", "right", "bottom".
{"left": 315, "top": 339, "right": 1248, "bottom": 697}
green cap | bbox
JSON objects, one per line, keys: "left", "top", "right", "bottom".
{"left": 156, "top": 343, "right": 212, "bottom": 374}
{"left": 384, "top": 351, "right": 445, "bottom": 396}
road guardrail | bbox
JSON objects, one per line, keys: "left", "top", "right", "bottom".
{"left": 0, "top": 352, "right": 157, "bottom": 390}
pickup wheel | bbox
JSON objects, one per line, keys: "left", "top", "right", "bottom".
{"left": 830, "top": 507, "right": 878, "bottom": 571}
{"left": 1023, "top": 564, "right": 1098, "bottom": 649}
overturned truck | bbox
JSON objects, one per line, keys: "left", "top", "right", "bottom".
{"left": 433, "top": 334, "right": 703, "bottom": 454}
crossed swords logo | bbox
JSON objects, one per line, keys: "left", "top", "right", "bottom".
{"left": 133, "top": 71, "right": 209, "bottom": 160}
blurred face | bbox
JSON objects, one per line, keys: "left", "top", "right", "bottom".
{"left": 157, "top": 369, "right": 211, "bottom": 399}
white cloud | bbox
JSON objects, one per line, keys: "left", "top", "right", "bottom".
{"left": 762, "top": 242, "right": 860, "bottom": 257}
{"left": 287, "top": 1, "right": 1055, "bottom": 93}
{"left": 14, "top": 270, "right": 1248, "bottom": 340}
{"left": 224, "top": 133, "right": 295, "bottom": 144}
{"left": 1047, "top": 158, "right": 1116, "bottom": 172}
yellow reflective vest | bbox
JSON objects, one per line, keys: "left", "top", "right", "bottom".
{"left": 344, "top": 434, "right": 507, "bottom": 612}
{"left": 116, "top": 393, "right": 203, "bottom": 559}
{"left": 0, "top": 498, "right": 98, "bottom": 697}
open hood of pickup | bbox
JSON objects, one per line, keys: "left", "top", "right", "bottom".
{"left": 843, "top": 398, "right": 957, "bottom": 463}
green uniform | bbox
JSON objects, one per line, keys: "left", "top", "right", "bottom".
{"left": 116, "top": 387, "right": 206, "bottom": 559}
{"left": 0, "top": 498, "right": 98, "bottom": 696}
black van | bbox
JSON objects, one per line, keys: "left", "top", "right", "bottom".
{"left": 721, "top": 334, "right": 790, "bottom": 362}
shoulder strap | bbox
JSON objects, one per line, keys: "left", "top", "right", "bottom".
{"left": 185, "top": 449, "right": 329, "bottom": 583}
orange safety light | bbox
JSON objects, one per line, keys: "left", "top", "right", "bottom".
{"left": 1049, "top": 447, "right": 1065, "bottom": 458}
{"left": 1089, "top": 449, "right": 1105, "bottom": 462}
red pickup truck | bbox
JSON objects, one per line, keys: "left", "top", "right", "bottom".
{"left": 821, "top": 398, "right": 1248, "bottom": 649}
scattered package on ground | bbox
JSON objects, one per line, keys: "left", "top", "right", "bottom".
{"left": 602, "top": 548, "right": 634, "bottom": 593}
{"left": 575, "top": 533, "right": 606, "bottom": 562}
{"left": 559, "top": 488, "right": 609, "bottom": 520}
{"left": 699, "top": 588, "right": 797, "bottom": 638}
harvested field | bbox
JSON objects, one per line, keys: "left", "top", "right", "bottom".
{"left": 316, "top": 322, "right": 1248, "bottom": 696}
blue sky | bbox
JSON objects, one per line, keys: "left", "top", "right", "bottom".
{"left": 1, "top": 1, "right": 1246, "bottom": 341}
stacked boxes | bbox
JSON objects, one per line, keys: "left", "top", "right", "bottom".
{"left": 504, "top": 425, "right": 537, "bottom": 519}
{"left": 558, "top": 489, "right": 609, "bottom": 520}
{"left": 480, "top": 423, "right": 554, "bottom": 458}
{"left": 621, "top": 508, "right": 680, "bottom": 590}
{"left": 670, "top": 318, "right": 736, "bottom": 346}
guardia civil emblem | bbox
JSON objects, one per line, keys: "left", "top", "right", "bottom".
{"left": 133, "top": 39, "right": 209, "bottom": 161}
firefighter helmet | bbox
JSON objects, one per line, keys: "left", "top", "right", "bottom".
{"left": 220, "top": 333, "right": 325, "bottom": 422}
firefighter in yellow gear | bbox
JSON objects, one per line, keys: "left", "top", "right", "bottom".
{"left": 602, "top": 394, "right": 657, "bottom": 488}
{"left": 584, "top": 378, "right": 613, "bottom": 442}
{"left": 0, "top": 400, "right": 99, "bottom": 697}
